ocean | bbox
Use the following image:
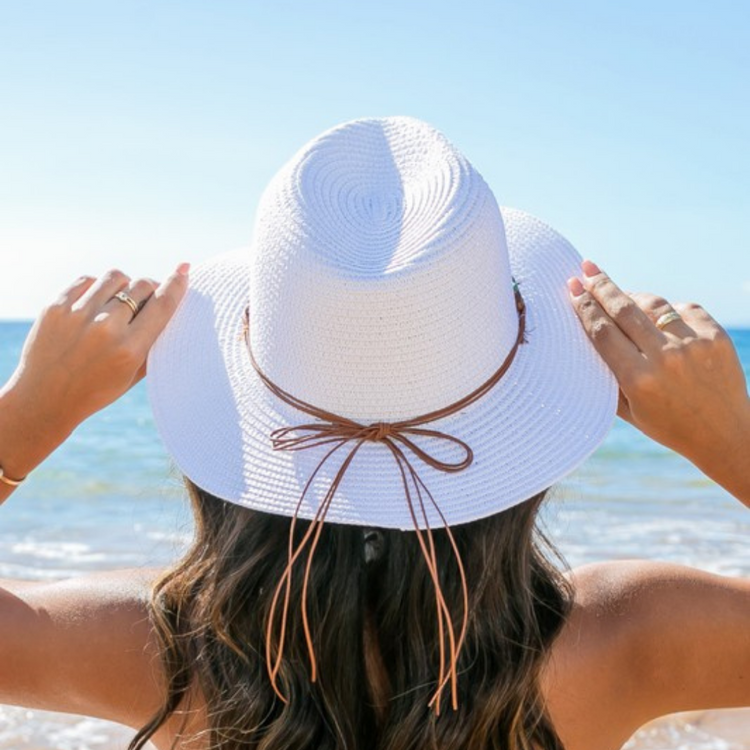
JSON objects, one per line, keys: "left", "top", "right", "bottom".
{"left": 1, "top": 321, "right": 749, "bottom": 750}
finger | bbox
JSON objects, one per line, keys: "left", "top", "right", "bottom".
{"left": 130, "top": 263, "right": 190, "bottom": 353}
{"left": 53, "top": 275, "right": 97, "bottom": 307}
{"left": 617, "top": 389, "right": 633, "bottom": 423}
{"left": 72, "top": 269, "right": 131, "bottom": 313}
{"left": 627, "top": 292, "right": 696, "bottom": 339}
{"left": 672, "top": 301, "right": 727, "bottom": 339}
{"left": 568, "top": 277, "right": 645, "bottom": 385}
{"left": 132, "top": 361, "right": 147, "bottom": 386}
{"left": 581, "top": 261, "right": 667, "bottom": 354}
{"left": 100, "top": 278, "right": 158, "bottom": 323}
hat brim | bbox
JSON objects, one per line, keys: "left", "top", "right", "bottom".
{"left": 147, "top": 206, "right": 618, "bottom": 530}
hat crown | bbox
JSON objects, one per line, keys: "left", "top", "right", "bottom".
{"left": 249, "top": 116, "right": 519, "bottom": 422}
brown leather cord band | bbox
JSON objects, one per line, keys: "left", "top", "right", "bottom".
{"left": 243, "top": 283, "right": 527, "bottom": 714}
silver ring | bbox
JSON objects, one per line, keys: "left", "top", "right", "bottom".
{"left": 112, "top": 290, "right": 140, "bottom": 320}
{"left": 655, "top": 310, "right": 682, "bottom": 330}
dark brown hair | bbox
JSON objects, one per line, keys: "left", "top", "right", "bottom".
{"left": 129, "top": 480, "right": 573, "bottom": 750}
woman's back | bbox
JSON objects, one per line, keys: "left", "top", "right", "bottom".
{"left": 4, "top": 557, "right": 750, "bottom": 750}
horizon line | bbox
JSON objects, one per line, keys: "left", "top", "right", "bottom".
{"left": 2, "top": 318, "right": 750, "bottom": 331}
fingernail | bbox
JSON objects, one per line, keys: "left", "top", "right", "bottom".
{"left": 582, "top": 259, "right": 601, "bottom": 277}
{"left": 567, "top": 277, "right": 585, "bottom": 297}
{"left": 176, "top": 262, "right": 191, "bottom": 276}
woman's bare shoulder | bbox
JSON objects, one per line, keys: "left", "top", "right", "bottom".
{"left": 0, "top": 566, "right": 166, "bottom": 726}
{"left": 544, "top": 559, "right": 750, "bottom": 750}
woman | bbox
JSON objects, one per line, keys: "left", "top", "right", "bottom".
{"left": 0, "top": 117, "right": 748, "bottom": 750}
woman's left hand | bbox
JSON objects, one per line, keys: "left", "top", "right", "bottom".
{"left": 0, "top": 264, "right": 189, "bottom": 489}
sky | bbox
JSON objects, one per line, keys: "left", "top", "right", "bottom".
{"left": 1, "top": 0, "right": 748, "bottom": 324}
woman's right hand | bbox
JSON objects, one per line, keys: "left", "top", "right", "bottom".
{"left": 0, "top": 265, "right": 189, "bottom": 500}
{"left": 568, "top": 260, "right": 750, "bottom": 505}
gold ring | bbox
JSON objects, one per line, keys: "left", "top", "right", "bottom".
{"left": 0, "top": 465, "right": 26, "bottom": 487}
{"left": 655, "top": 310, "right": 683, "bottom": 330}
{"left": 112, "top": 290, "right": 140, "bottom": 319}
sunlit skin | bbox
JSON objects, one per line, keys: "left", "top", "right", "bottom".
{"left": 0, "top": 259, "right": 749, "bottom": 750}
{"left": 0, "top": 265, "right": 189, "bottom": 505}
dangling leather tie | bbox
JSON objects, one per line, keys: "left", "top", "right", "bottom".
{"left": 243, "top": 283, "right": 527, "bottom": 715}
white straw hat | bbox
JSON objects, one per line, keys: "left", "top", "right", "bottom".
{"left": 147, "top": 115, "right": 618, "bottom": 531}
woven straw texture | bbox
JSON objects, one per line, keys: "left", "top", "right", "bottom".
{"left": 148, "top": 116, "right": 618, "bottom": 530}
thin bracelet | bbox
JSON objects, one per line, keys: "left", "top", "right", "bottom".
{"left": 0, "top": 465, "right": 26, "bottom": 487}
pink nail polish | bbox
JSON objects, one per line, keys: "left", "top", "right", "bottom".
{"left": 582, "top": 259, "right": 601, "bottom": 277}
{"left": 176, "top": 262, "right": 191, "bottom": 276}
{"left": 567, "top": 277, "right": 585, "bottom": 296}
